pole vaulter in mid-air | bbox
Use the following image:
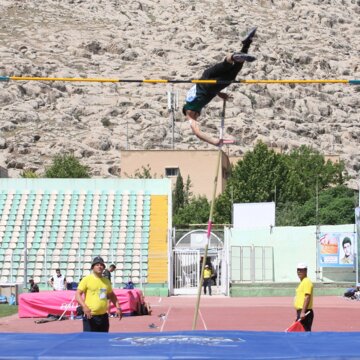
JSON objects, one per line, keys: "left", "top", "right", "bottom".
{"left": 182, "top": 27, "right": 257, "bottom": 147}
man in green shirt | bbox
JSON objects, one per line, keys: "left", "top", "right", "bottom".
{"left": 183, "top": 27, "right": 257, "bottom": 146}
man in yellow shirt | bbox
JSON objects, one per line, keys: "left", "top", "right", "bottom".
{"left": 76, "top": 256, "right": 122, "bottom": 332}
{"left": 294, "top": 262, "right": 314, "bottom": 331}
{"left": 203, "top": 265, "right": 213, "bottom": 296}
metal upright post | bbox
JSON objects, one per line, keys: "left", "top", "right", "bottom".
{"left": 44, "top": 246, "right": 48, "bottom": 286}
{"left": 77, "top": 249, "right": 81, "bottom": 282}
{"left": 219, "top": 92, "right": 227, "bottom": 141}
{"left": 140, "top": 252, "right": 143, "bottom": 290}
{"left": 126, "top": 120, "right": 129, "bottom": 150}
{"left": 356, "top": 210, "right": 359, "bottom": 286}
{"left": 167, "top": 87, "right": 178, "bottom": 150}
{"left": 23, "top": 220, "right": 29, "bottom": 289}
{"left": 315, "top": 179, "right": 322, "bottom": 281}
{"left": 10, "top": 250, "right": 13, "bottom": 283}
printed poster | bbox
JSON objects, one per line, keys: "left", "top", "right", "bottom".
{"left": 355, "top": 207, "right": 360, "bottom": 286}
{"left": 319, "top": 232, "right": 355, "bottom": 267}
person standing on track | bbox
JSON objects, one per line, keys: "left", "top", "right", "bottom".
{"left": 103, "top": 263, "right": 117, "bottom": 317}
{"left": 294, "top": 262, "right": 314, "bottom": 331}
{"left": 75, "top": 256, "right": 122, "bottom": 332}
{"left": 183, "top": 27, "right": 257, "bottom": 146}
{"left": 203, "top": 264, "right": 214, "bottom": 296}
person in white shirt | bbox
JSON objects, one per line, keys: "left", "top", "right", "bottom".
{"left": 49, "top": 269, "right": 67, "bottom": 291}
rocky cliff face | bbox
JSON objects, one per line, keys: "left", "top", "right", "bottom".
{"left": 0, "top": 0, "right": 359, "bottom": 182}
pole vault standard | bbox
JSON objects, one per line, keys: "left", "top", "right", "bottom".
{"left": 0, "top": 76, "right": 359, "bottom": 85}
{"left": 192, "top": 97, "right": 227, "bottom": 330}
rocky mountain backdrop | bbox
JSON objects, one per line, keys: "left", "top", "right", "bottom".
{"left": 0, "top": 0, "right": 359, "bottom": 185}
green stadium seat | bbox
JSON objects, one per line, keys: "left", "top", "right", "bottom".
{"left": 27, "top": 262, "right": 35, "bottom": 270}
{"left": 10, "top": 268, "right": 17, "bottom": 277}
{"left": 47, "top": 240, "right": 56, "bottom": 249}
{"left": 93, "top": 243, "right": 102, "bottom": 251}
{"left": 79, "top": 243, "right": 88, "bottom": 250}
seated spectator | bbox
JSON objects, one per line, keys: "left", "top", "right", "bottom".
{"left": 124, "top": 280, "right": 134, "bottom": 289}
{"left": 29, "top": 279, "right": 39, "bottom": 293}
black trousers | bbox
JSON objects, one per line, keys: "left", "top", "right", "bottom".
{"left": 82, "top": 313, "right": 109, "bottom": 332}
{"left": 198, "top": 41, "right": 251, "bottom": 95}
{"left": 203, "top": 278, "right": 212, "bottom": 295}
{"left": 296, "top": 309, "right": 314, "bottom": 332}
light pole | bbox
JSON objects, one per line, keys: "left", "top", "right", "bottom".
{"left": 167, "top": 87, "right": 178, "bottom": 149}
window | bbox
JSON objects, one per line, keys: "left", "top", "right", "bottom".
{"left": 165, "top": 167, "right": 179, "bottom": 177}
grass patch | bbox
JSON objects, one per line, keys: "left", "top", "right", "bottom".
{"left": 0, "top": 304, "right": 18, "bottom": 318}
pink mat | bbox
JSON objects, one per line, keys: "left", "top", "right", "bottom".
{"left": 18, "top": 289, "right": 143, "bottom": 318}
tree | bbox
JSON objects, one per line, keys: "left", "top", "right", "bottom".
{"left": 45, "top": 154, "right": 90, "bottom": 178}
{"left": 184, "top": 175, "right": 193, "bottom": 206}
{"left": 173, "top": 196, "right": 210, "bottom": 226}
{"left": 296, "top": 186, "right": 356, "bottom": 226}
{"left": 172, "top": 173, "right": 198, "bottom": 225}
{"left": 21, "top": 170, "right": 38, "bottom": 178}
{"left": 214, "top": 142, "right": 349, "bottom": 225}
{"left": 173, "top": 172, "right": 185, "bottom": 215}
{"left": 280, "top": 145, "right": 347, "bottom": 204}
{"left": 126, "top": 164, "right": 157, "bottom": 179}
{"left": 214, "top": 142, "right": 287, "bottom": 223}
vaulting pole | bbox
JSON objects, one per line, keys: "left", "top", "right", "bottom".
{"left": 192, "top": 99, "right": 226, "bottom": 330}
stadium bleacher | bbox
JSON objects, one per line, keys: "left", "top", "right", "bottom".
{"left": 0, "top": 179, "right": 170, "bottom": 291}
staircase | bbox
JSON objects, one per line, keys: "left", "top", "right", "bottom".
{"left": 147, "top": 195, "right": 168, "bottom": 283}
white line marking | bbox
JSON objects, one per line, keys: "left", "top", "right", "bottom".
{"left": 199, "top": 309, "right": 208, "bottom": 331}
{"left": 160, "top": 306, "right": 171, "bottom": 332}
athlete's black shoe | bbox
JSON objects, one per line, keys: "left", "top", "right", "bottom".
{"left": 242, "top": 27, "right": 257, "bottom": 45}
{"left": 232, "top": 52, "right": 256, "bottom": 63}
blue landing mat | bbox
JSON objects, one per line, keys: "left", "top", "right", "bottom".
{"left": 1, "top": 331, "right": 360, "bottom": 359}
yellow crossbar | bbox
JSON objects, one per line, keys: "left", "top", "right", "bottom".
{"left": 4, "top": 76, "right": 353, "bottom": 85}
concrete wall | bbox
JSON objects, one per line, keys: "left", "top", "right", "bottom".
{"left": 226, "top": 224, "right": 356, "bottom": 283}
{"left": 121, "top": 150, "right": 230, "bottom": 199}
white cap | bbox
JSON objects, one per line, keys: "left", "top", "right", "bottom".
{"left": 297, "top": 262, "right": 308, "bottom": 269}
{"left": 205, "top": 265, "right": 209, "bottom": 268}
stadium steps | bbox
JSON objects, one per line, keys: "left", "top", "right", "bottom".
{"left": 147, "top": 195, "right": 168, "bottom": 283}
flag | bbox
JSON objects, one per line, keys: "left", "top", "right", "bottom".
{"left": 285, "top": 320, "right": 305, "bottom": 332}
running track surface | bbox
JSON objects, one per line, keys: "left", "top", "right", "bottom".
{"left": 1, "top": 295, "right": 359, "bottom": 333}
